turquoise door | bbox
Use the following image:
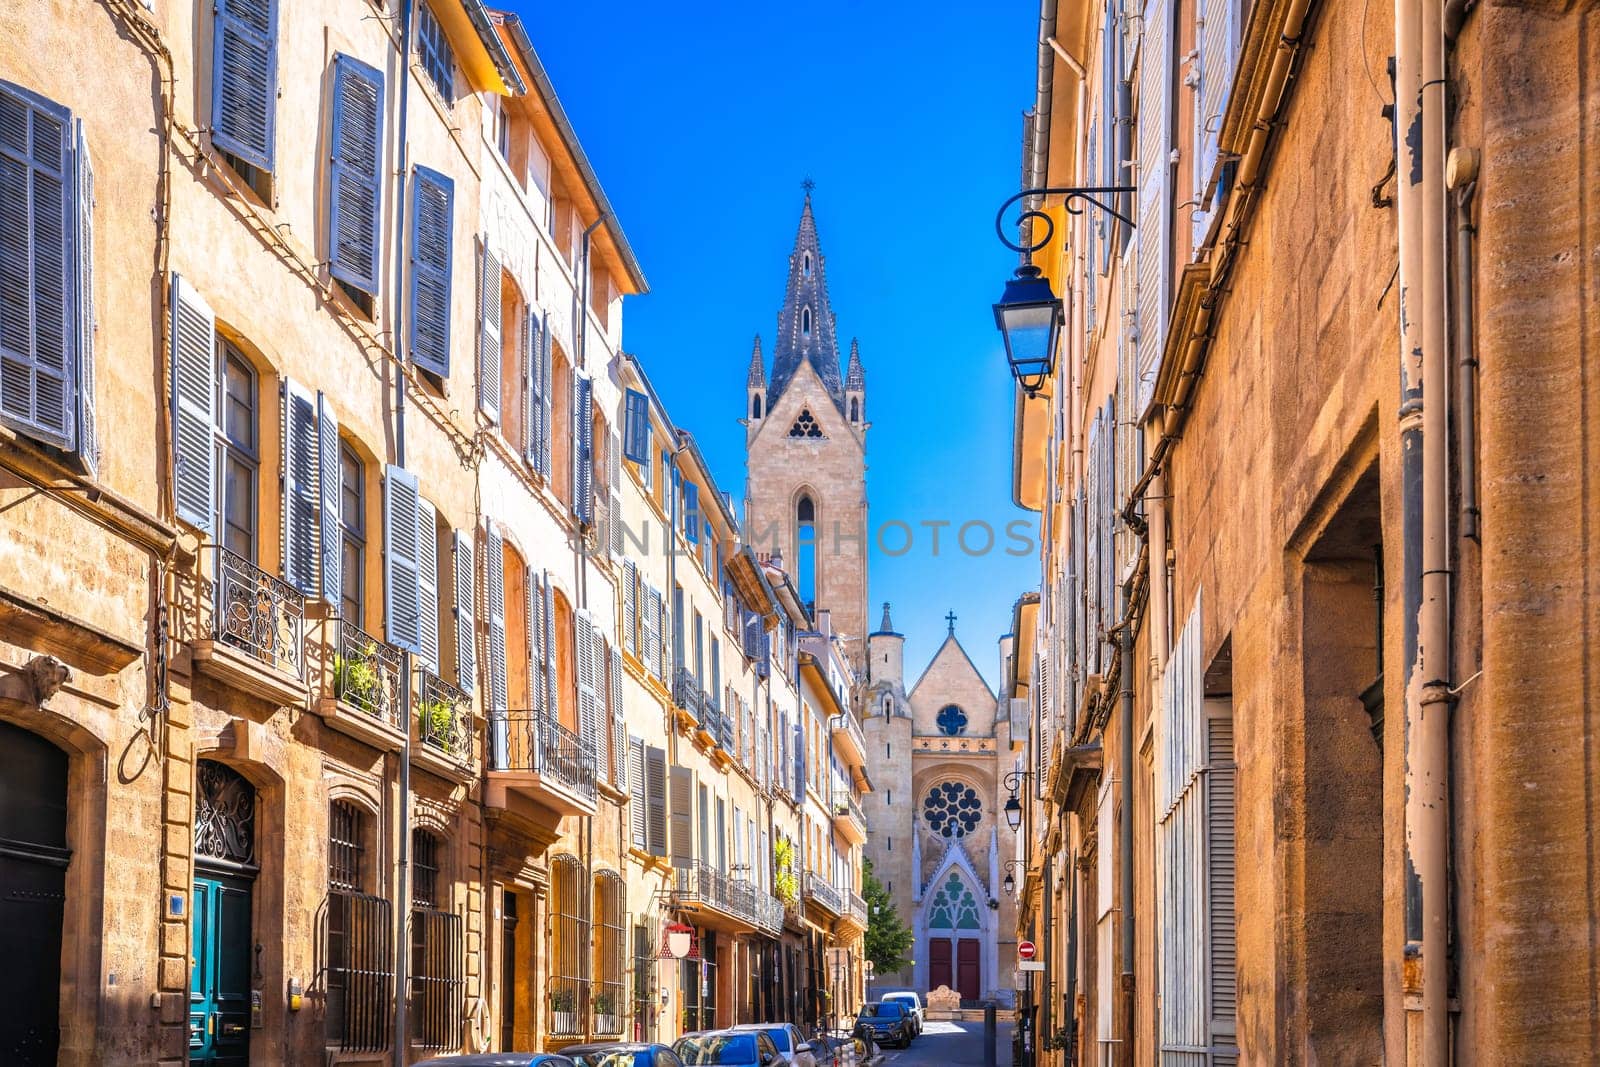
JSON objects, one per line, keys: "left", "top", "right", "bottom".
{"left": 190, "top": 874, "right": 253, "bottom": 1065}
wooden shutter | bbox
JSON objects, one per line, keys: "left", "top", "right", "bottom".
{"left": 418, "top": 500, "right": 439, "bottom": 673}
{"left": 0, "top": 85, "right": 74, "bottom": 451}
{"left": 1136, "top": 0, "right": 1172, "bottom": 412}
{"left": 622, "top": 559, "right": 638, "bottom": 655}
{"left": 317, "top": 392, "right": 340, "bottom": 604}
{"left": 453, "top": 531, "right": 475, "bottom": 693}
{"left": 646, "top": 746, "right": 669, "bottom": 857}
{"left": 485, "top": 527, "right": 507, "bottom": 714}
{"left": 522, "top": 309, "right": 539, "bottom": 465}
{"left": 328, "top": 54, "right": 384, "bottom": 295}
{"left": 529, "top": 567, "right": 547, "bottom": 712}
{"left": 669, "top": 766, "right": 695, "bottom": 868}
{"left": 168, "top": 273, "right": 216, "bottom": 534}
{"left": 537, "top": 313, "right": 553, "bottom": 476}
{"left": 623, "top": 388, "right": 650, "bottom": 463}
{"left": 409, "top": 165, "right": 453, "bottom": 377}
{"left": 610, "top": 645, "right": 626, "bottom": 789}
{"left": 383, "top": 464, "right": 423, "bottom": 653}
{"left": 576, "top": 613, "right": 603, "bottom": 753}
{"left": 1206, "top": 703, "right": 1238, "bottom": 1057}
{"left": 572, "top": 374, "right": 594, "bottom": 524}
{"left": 210, "top": 0, "right": 278, "bottom": 170}
{"left": 542, "top": 573, "right": 557, "bottom": 720}
{"left": 629, "top": 736, "right": 647, "bottom": 848}
{"left": 477, "top": 238, "right": 501, "bottom": 421}
{"left": 72, "top": 122, "right": 96, "bottom": 474}
{"left": 281, "top": 379, "right": 318, "bottom": 594}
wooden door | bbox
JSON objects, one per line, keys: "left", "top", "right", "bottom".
{"left": 956, "top": 939, "right": 980, "bottom": 1002}
{"left": 928, "top": 937, "right": 952, "bottom": 991}
{"left": 0, "top": 723, "right": 68, "bottom": 1066}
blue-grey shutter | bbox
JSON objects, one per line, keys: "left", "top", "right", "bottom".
{"left": 541, "top": 570, "right": 557, "bottom": 719}
{"left": 453, "top": 531, "right": 475, "bottom": 693}
{"left": 521, "top": 309, "right": 539, "bottom": 465}
{"left": 646, "top": 746, "right": 669, "bottom": 857}
{"left": 793, "top": 722, "right": 805, "bottom": 798}
{"left": 317, "top": 392, "right": 340, "bottom": 604}
{"left": 669, "top": 766, "right": 695, "bottom": 868}
{"left": 476, "top": 238, "right": 501, "bottom": 421}
{"left": 72, "top": 121, "right": 96, "bottom": 475}
{"left": 168, "top": 273, "right": 217, "bottom": 534}
{"left": 1194, "top": 0, "right": 1237, "bottom": 244}
{"left": 629, "top": 736, "right": 647, "bottom": 848}
{"left": 537, "top": 312, "right": 553, "bottom": 476}
{"left": 0, "top": 83, "right": 74, "bottom": 451}
{"left": 572, "top": 374, "right": 593, "bottom": 524}
{"left": 683, "top": 482, "right": 699, "bottom": 544}
{"left": 383, "top": 463, "right": 423, "bottom": 653}
{"left": 328, "top": 54, "right": 384, "bottom": 295}
{"left": 280, "top": 378, "right": 318, "bottom": 594}
{"left": 611, "top": 644, "right": 626, "bottom": 789}
{"left": 529, "top": 566, "right": 546, "bottom": 712}
{"left": 408, "top": 165, "right": 453, "bottom": 376}
{"left": 622, "top": 559, "right": 638, "bottom": 656}
{"left": 623, "top": 389, "right": 650, "bottom": 463}
{"left": 418, "top": 499, "right": 439, "bottom": 673}
{"left": 485, "top": 527, "right": 507, "bottom": 764}
{"left": 211, "top": 0, "right": 278, "bottom": 170}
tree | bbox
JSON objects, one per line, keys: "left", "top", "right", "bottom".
{"left": 862, "top": 857, "right": 914, "bottom": 977}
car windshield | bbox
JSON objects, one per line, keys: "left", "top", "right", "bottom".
{"left": 883, "top": 994, "right": 916, "bottom": 1006}
{"left": 862, "top": 1004, "right": 904, "bottom": 1018}
{"left": 675, "top": 1036, "right": 759, "bottom": 1065}
{"left": 749, "top": 1027, "right": 790, "bottom": 1052}
{"left": 570, "top": 1053, "right": 646, "bottom": 1067}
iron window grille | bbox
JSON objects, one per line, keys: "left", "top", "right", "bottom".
{"left": 593, "top": 871, "right": 626, "bottom": 1037}
{"left": 632, "top": 921, "right": 655, "bottom": 1041}
{"left": 325, "top": 801, "right": 390, "bottom": 1053}
{"left": 550, "top": 854, "right": 590, "bottom": 1036}
{"left": 329, "top": 800, "right": 364, "bottom": 892}
{"left": 411, "top": 907, "right": 464, "bottom": 1049}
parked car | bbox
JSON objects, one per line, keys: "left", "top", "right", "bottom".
{"left": 855, "top": 1001, "right": 914, "bottom": 1049}
{"left": 564, "top": 1042, "right": 686, "bottom": 1067}
{"left": 416, "top": 1056, "right": 578, "bottom": 1067}
{"left": 674, "top": 1029, "right": 782, "bottom": 1067}
{"left": 727, "top": 1023, "right": 817, "bottom": 1067}
{"left": 809, "top": 1032, "right": 859, "bottom": 1067}
{"left": 878, "top": 990, "right": 924, "bottom": 1036}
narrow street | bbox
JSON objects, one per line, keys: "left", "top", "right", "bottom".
{"left": 876, "top": 1021, "right": 1015, "bottom": 1067}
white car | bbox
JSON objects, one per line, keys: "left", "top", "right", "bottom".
{"left": 728, "top": 1024, "right": 817, "bottom": 1067}
{"left": 878, "top": 991, "right": 924, "bottom": 1036}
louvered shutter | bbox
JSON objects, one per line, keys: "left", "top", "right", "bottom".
{"left": 210, "top": 0, "right": 278, "bottom": 170}
{"left": 1085, "top": 421, "right": 1100, "bottom": 673}
{"left": 317, "top": 393, "right": 340, "bottom": 604}
{"left": 1103, "top": 399, "right": 1117, "bottom": 622}
{"left": 409, "top": 165, "right": 453, "bottom": 377}
{"left": 537, "top": 313, "right": 553, "bottom": 476}
{"left": 610, "top": 645, "right": 626, "bottom": 789}
{"left": 328, "top": 55, "right": 384, "bottom": 295}
{"left": 542, "top": 574, "right": 557, "bottom": 721}
{"left": 280, "top": 379, "right": 318, "bottom": 594}
{"left": 646, "top": 746, "right": 669, "bottom": 857}
{"left": 645, "top": 585, "right": 662, "bottom": 679}
{"left": 793, "top": 722, "right": 805, "bottom": 798}
{"left": 0, "top": 86, "right": 74, "bottom": 451}
{"left": 629, "top": 736, "right": 647, "bottom": 848}
{"left": 72, "top": 122, "right": 96, "bottom": 474}
{"left": 383, "top": 464, "right": 423, "bottom": 653}
{"left": 609, "top": 431, "right": 623, "bottom": 558}
{"left": 576, "top": 614, "right": 602, "bottom": 756}
{"left": 1207, "top": 706, "right": 1238, "bottom": 1058}
{"left": 418, "top": 500, "right": 439, "bottom": 673}
{"left": 1194, "top": 0, "right": 1237, "bottom": 244}
{"left": 623, "top": 388, "right": 650, "bottom": 462}
{"left": 572, "top": 374, "right": 594, "bottom": 524}
{"left": 669, "top": 766, "right": 695, "bottom": 868}
{"left": 522, "top": 309, "right": 539, "bottom": 465}
{"left": 1136, "top": 0, "right": 1172, "bottom": 412}
{"left": 622, "top": 560, "right": 638, "bottom": 655}
{"left": 485, "top": 527, "right": 508, "bottom": 766}
{"left": 477, "top": 239, "right": 501, "bottom": 421}
{"left": 683, "top": 482, "right": 699, "bottom": 544}
{"left": 453, "top": 531, "right": 475, "bottom": 693}
{"left": 657, "top": 592, "right": 670, "bottom": 680}
{"left": 168, "top": 273, "right": 216, "bottom": 534}
{"left": 529, "top": 567, "right": 547, "bottom": 712}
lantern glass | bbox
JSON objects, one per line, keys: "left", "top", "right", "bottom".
{"left": 993, "top": 265, "right": 1062, "bottom": 394}
{"left": 1003, "top": 872, "right": 1016, "bottom": 896}
{"left": 1004, "top": 791, "right": 1023, "bottom": 831}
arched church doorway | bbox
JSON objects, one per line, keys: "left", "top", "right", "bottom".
{"left": 0, "top": 720, "right": 70, "bottom": 1065}
{"left": 923, "top": 870, "right": 983, "bottom": 1001}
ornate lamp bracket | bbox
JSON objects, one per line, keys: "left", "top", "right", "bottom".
{"left": 995, "top": 186, "right": 1138, "bottom": 255}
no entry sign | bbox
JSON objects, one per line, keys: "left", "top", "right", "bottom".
{"left": 1018, "top": 940, "right": 1037, "bottom": 961}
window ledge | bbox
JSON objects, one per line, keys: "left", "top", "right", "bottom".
{"left": 314, "top": 695, "right": 406, "bottom": 751}
{"left": 596, "top": 778, "right": 628, "bottom": 805}
{"left": 412, "top": 738, "right": 476, "bottom": 785}
{"left": 193, "top": 639, "right": 309, "bottom": 707}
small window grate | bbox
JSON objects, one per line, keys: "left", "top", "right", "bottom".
{"left": 329, "top": 801, "right": 364, "bottom": 891}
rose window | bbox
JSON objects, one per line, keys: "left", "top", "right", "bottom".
{"left": 922, "top": 781, "right": 982, "bottom": 838}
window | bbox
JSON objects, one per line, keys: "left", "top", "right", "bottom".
{"left": 849, "top": 397, "right": 859, "bottom": 422}
{"left": 410, "top": 828, "right": 464, "bottom": 1049}
{"left": 415, "top": 2, "right": 456, "bottom": 102}
{"left": 796, "top": 496, "right": 816, "bottom": 607}
{"left": 339, "top": 443, "right": 364, "bottom": 621}
{"left": 215, "top": 341, "right": 258, "bottom": 561}
{"left": 936, "top": 704, "right": 968, "bottom": 737}
{"left": 550, "top": 854, "right": 589, "bottom": 1036}
{"left": 922, "top": 782, "right": 982, "bottom": 839}
{"left": 788, "top": 409, "right": 824, "bottom": 439}
{"left": 751, "top": 394, "right": 762, "bottom": 419}
{"left": 632, "top": 920, "right": 655, "bottom": 1041}
{"left": 926, "top": 873, "right": 982, "bottom": 931}
{"left": 211, "top": 0, "right": 279, "bottom": 193}
{"left": 496, "top": 101, "right": 511, "bottom": 161}
{"left": 329, "top": 800, "right": 365, "bottom": 892}
{"left": 801, "top": 306, "right": 812, "bottom": 337}
{"left": 327, "top": 801, "right": 391, "bottom": 1052}
{"left": 593, "top": 871, "right": 626, "bottom": 1036}
{"left": 803, "top": 252, "right": 812, "bottom": 277}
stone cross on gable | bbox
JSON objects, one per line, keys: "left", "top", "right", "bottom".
{"left": 946, "top": 611, "right": 957, "bottom": 635}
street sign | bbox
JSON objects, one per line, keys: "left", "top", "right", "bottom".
{"left": 1018, "top": 961, "right": 1045, "bottom": 972}
{"left": 1018, "top": 940, "right": 1037, "bottom": 961}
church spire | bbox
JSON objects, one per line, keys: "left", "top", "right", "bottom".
{"left": 747, "top": 334, "right": 766, "bottom": 388}
{"left": 767, "top": 189, "right": 845, "bottom": 412}
{"left": 846, "top": 338, "right": 865, "bottom": 391}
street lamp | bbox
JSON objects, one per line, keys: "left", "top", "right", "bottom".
{"left": 1002, "top": 769, "right": 1031, "bottom": 833}
{"left": 1002, "top": 860, "right": 1026, "bottom": 897}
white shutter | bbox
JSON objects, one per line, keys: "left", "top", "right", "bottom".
{"left": 418, "top": 500, "right": 439, "bottom": 672}
{"left": 169, "top": 274, "right": 216, "bottom": 535}
{"left": 280, "top": 379, "right": 318, "bottom": 594}
{"left": 1136, "top": 0, "right": 1172, "bottom": 413}
{"left": 382, "top": 464, "right": 422, "bottom": 653}
{"left": 1194, "top": 0, "right": 1237, "bottom": 245}
{"left": 317, "top": 392, "right": 341, "bottom": 604}
{"left": 453, "top": 532, "right": 475, "bottom": 694}
{"left": 542, "top": 572, "right": 558, "bottom": 720}
{"left": 610, "top": 645, "right": 626, "bottom": 788}
{"left": 1207, "top": 703, "right": 1238, "bottom": 1059}
{"left": 522, "top": 309, "right": 538, "bottom": 464}
{"left": 477, "top": 238, "right": 501, "bottom": 421}
{"left": 609, "top": 431, "right": 623, "bottom": 557}
{"left": 485, "top": 526, "right": 507, "bottom": 714}
{"left": 629, "top": 735, "right": 647, "bottom": 848}
{"left": 530, "top": 567, "right": 547, "bottom": 712}
{"left": 576, "top": 613, "right": 602, "bottom": 755}
{"left": 622, "top": 559, "right": 638, "bottom": 655}
{"left": 72, "top": 122, "right": 97, "bottom": 474}
{"left": 669, "top": 766, "right": 695, "bottom": 868}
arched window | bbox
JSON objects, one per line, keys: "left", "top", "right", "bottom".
{"left": 849, "top": 397, "right": 860, "bottom": 422}
{"left": 922, "top": 781, "right": 982, "bottom": 838}
{"left": 803, "top": 252, "right": 812, "bottom": 277}
{"left": 593, "top": 871, "right": 626, "bottom": 1036}
{"left": 550, "top": 854, "right": 589, "bottom": 1036}
{"left": 937, "top": 704, "right": 968, "bottom": 736}
{"left": 751, "top": 394, "right": 762, "bottom": 419}
{"left": 327, "top": 798, "right": 379, "bottom": 1046}
{"left": 926, "top": 872, "right": 982, "bottom": 930}
{"left": 801, "top": 306, "right": 812, "bottom": 337}
{"left": 410, "top": 828, "right": 464, "bottom": 1049}
{"left": 797, "top": 496, "right": 816, "bottom": 608}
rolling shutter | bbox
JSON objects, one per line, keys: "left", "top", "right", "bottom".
{"left": 418, "top": 500, "right": 439, "bottom": 673}
{"left": 317, "top": 392, "right": 340, "bottom": 604}
{"left": 476, "top": 239, "right": 501, "bottom": 421}
{"left": 168, "top": 273, "right": 216, "bottom": 534}
{"left": 409, "top": 166, "right": 453, "bottom": 377}
{"left": 1136, "top": 0, "right": 1172, "bottom": 412}
{"left": 572, "top": 374, "right": 593, "bottom": 524}
{"left": 280, "top": 379, "right": 318, "bottom": 595}
{"left": 629, "top": 736, "right": 647, "bottom": 848}
{"left": 72, "top": 121, "right": 96, "bottom": 474}
{"left": 669, "top": 766, "right": 695, "bottom": 868}
{"left": 453, "top": 531, "right": 475, "bottom": 693}
{"left": 646, "top": 746, "right": 669, "bottom": 857}
{"left": 382, "top": 464, "right": 423, "bottom": 654}
{"left": 328, "top": 54, "right": 384, "bottom": 295}
{"left": 210, "top": 0, "right": 278, "bottom": 170}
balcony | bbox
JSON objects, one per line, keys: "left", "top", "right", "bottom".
{"left": 839, "top": 889, "right": 869, "bottom": 934}
{"left": 486, "top": 711, "right": 598, "bottom": 817}
{"left": 830, "top": 710, "right": 868, "bottom": 767}
{"left": 192, "top": 546, "right": 308, "bottom": 705}
{"left": 696, "top": 695, "right": 722, "bottom": 748}
{"left": 674, "top": 862, "right": 785, "bottom": 936}
{"left": 831, "top": 791, "right": 869, "bottom": 846}
{"left": 316, "top": 619, "right": 406, "bottom": 750}
{"left": 413, "top": 668, "right": 474, "bottom": 782}
{"left": 672, "top": 666, "right": 702, "bottom": 728}
{"left": 802, "top": 871, "right": 843, "bottom": 918}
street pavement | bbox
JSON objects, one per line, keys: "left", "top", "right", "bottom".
{"left": 874, "top": 1020, "right": 1015, "bottom": 1067}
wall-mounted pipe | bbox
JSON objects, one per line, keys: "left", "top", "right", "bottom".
{"left": 1117, "top": 578, "right": 1135, "bottom": 1067}
{"left": 1449, "top": 149, "right": 1480, "bottom": 541}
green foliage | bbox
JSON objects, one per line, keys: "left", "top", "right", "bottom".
{"left": 773, "top": 837, "right": 799, "bottom": 904}
{"left": 333, "top": 646, "right": 380, "bottom": 706}
{"left": 861, "top": 857, "right": 913, "bottom": 976}
{"left": 592, "top": 990, "right": 615, "bottom": 1015}
{"left": 419, "top": 696, "right": 456, "bottom": 751}
{"left": 549, "top": 987, "right": 577, "bottom": 1013}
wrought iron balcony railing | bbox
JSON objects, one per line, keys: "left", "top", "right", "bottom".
{"left": 416, "top": 669, "right": 472, "bottom": 764}
{"left": 844, "top": 890, "right": 869, "bottom": 928}
{"left": 488, "top": 711, "right": 597, "bottom": 803}
{"left": 675, "top": 861, "right": 785, "bottom": 934}
{"left": 803, "top": 871, "right": 843, "bottom": 916}
{"left": 832, "top": 790, "right": 868, "bottom": 830}
{"left": 672, "top": 667, "right": 702, "bottom": 723}
{"left": 831, "top": 710, "right": 868, "bottom": 760}
{"left": 332, "top": 619, "right": 403, "bottom": 728}
{"left": 208, "top": 546, "right": 306, "bottom": 678}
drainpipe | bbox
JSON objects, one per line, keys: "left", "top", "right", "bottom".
{"left": 1146, "top": 473, "right": 1169, "bottom": 672}
{"left": 576, "top": 214, "right": 608, "bottom": 612}
{"left": 1114, "top": 15, "right": 1134, "bottom": 253}
{"left": 1117, "top": 578, "right": 1135, "bottom": 1067}
{"left": 1448, "top": 153, "right": 1480, "bottom": 541}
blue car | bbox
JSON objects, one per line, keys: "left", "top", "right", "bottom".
{"left": 416, "top": 1055, "right": 578, "bottom": 1067}
{"left": 855, "top": 1001, "right": 914, "bottom": 1049}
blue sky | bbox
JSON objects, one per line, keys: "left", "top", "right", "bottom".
{"left": 515, "top": 2, "right": 1040, "bottom": 689}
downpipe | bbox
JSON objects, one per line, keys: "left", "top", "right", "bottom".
{"left": 1117, "top": 577, "right": 1135, "bottom": 1067}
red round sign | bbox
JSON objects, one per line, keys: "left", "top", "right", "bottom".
{"left": 1018, "top": 941, "right": 1037, "bottom": 960}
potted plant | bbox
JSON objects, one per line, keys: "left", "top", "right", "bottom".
{"left": 593, "top": 990, "right": 618, "bottom": 1035}
{"left": 773, "top": 839, "right": 799, "bottom": 905}
{"left": 333, "top": 645, "right": 381, "bottom": 712}
{"left": 419, "top": 697, "right": 456, "bottom": 753}
{"left": 550, "top": 987, "right": 578, "bottom": 1035}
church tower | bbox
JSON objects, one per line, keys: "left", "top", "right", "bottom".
{"left": 744, "top": 191, "right": 869, "bottom": 667}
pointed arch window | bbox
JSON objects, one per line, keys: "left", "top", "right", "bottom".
{"left": 801, "top": 306, "right": 812, "bottom": 337}
{"left": 803, "top": 252, "right": 813, "bottom": 277}
{"left": 849, "top": 397, "right": 860, "bottom": 422}
{"left": 928, "top": 873, "right": 982, "bottom": 930}
{"left": 751, "top": 394, "right": 762, "bottom": 420}
{"left": 797, "top": 495, "right": 816, "bottom": 609}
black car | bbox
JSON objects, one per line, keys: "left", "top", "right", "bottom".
{"left": 564, "top": 1042, "right": 686, "bottom": 1067}
{"left": 855, "top": 1001, "right": 914, "bottom": 1049}
{"left": 416, "top": 1055, "right": 578, "bottom": 1067}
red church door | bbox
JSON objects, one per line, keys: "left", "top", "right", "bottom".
{"left": 929, "top": 938, "right": 952, "bottom": 990}
{"left": 956, "top": 939, "right": 980, "bottom": 1002}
